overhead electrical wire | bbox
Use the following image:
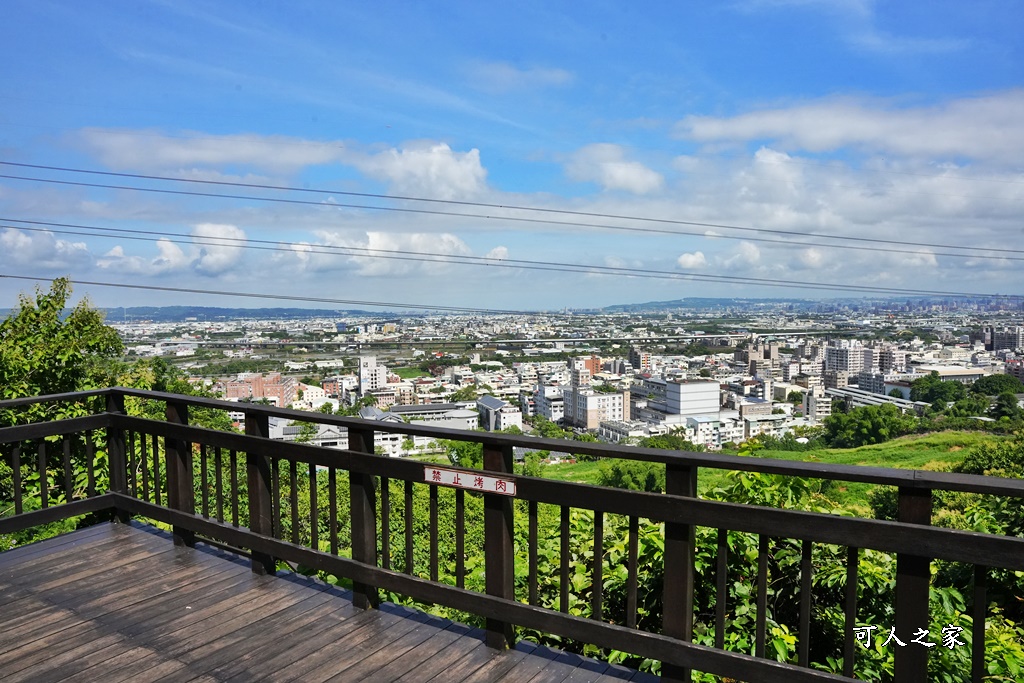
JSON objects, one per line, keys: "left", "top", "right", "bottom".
{"left": 2, "top": 219, "right": 1022, "bottom": 301}
{"left": 1, "top": 173, "right": 1020, "bottom": 266}
{"left": 1, "top": 161, "right": 1021, "bottom": 256}
{"left": 4, "top": 215, "right": 1022, "bottom": 266}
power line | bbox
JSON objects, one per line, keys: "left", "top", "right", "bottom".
{"left": 1, "top": 161, "right": 1021, "bottom": 256}
{"left": 3, "top": 219, "right": 1022, "bottom": 300}
{"left": 1, "top": 173, "right": 1021, "bottom": 268}
{"left": 0, "top": 274, "right": 530, "bottom": 314}
{"left": 5, "top": 215, "right": 1022, "bottom": 267}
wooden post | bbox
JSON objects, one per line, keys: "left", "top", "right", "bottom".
{"left": 165, "top": 401, "right": 195, "bottom": 547}
{"left": 105, "top": 392, "right": 130, "bottom": 524}
{"left": 662, "top": 462, "right": 698, "bottom": 682}
{"left": 483, "top": 440, "right": 515, "bottom": 650}
{"left": 894, "top": 486, "right": 932, "bottom": 683}
{"left": 348, "top": 426, "right": 379, "bottom": 609}
{"left": 245, "top": 411, "right": 275, "bottom": 575}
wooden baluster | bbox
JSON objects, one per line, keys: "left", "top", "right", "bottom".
{"left": 483, "top": 440, "right": 515, "bottom": 649}
{"left": 844, "top": 547, "right": 859, "bottom": 677}
{"left": 165, "top": 400, "right": 194, "bottom": 547}
{"left": 245, "top": 411, "right": 275, "bottom": 575}
{"left": 105, "top": 392, "right": 129, "bottom": 523}
{"left": 798, "top": 539, "right": 813, "bottom": 667}
{"left": 38, "top": 440, "right": 47, "bottom": 509}
{"left": 894, "top": 487, "right": 932, "bottom": 683}
{"left": 662, "top": 463, "right": 698, "bottom": 682}
{"left": 348, "top": 425, "right": 379, "bottom": 609}
{"left": 528, "top": 500, "right": 538, "bottom": 606}
{"left": 716, "top": 528, "right": 729, "bottom": 649}
{"left": 972, "top": 566, "right": 987, "bottom": 683}
{"left": 455, "top": 488, "right": 464, "bottom": 588}
{"left": 429, "top": 484, "right": 439, "bottom": 582}
{"left": 756, "top": 535, "right": 769, "bottom": 658}
{"left": 592, "top": 510, "right": 603, "bottom": 621}
{"left": 627, "top": 515, "right": 639, "bottom": 629}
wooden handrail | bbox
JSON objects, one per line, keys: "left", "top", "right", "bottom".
{"left": 5, "top": 387, "right": 1023, "bottom": 683}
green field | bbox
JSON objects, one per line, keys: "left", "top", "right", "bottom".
{"left": 392, "top": 367, "right": 429, "bottom": 379}
{"left": 538, "top": 431, "right": 1007, "bottom": 513}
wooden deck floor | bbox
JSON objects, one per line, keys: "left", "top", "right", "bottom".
{"left": 0, "top": 523, "right": 655, "bottom": 683}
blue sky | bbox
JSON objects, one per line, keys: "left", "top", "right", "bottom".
{"left": 1, "top": 0, "right": 1022, "bottom": 311}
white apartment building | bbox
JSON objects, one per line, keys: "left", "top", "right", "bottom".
{"left": 534, "top": 385, "right": 565, "bottom": 423}
{"left": 358, "top": 356, "right": 388, "bottom": 394}
{"left": 563, "top": 387, "right": 627, "bottom": 430}
{"left": 802, "top": 387, "right": 832, "bottom": 423}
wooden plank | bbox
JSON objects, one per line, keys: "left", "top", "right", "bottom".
{"left": 203, "top": 600, "right": 360, "bottom": 681}
{"left": 303, "top": 612, "right": 447, "bottom": 683}
{"left": 150, "top": 590, "right": 345, "bottom": 683}
{"left": 461, "top": 640, "right": 542, "bottom": 683}
{"left": 2, "top": 632, "right": 129, "bottom": 683}
{"left": 61, "top": 649, "right": 187, "bottom": 683}
{"left": 25, "top": 643, "right": 148, "bottom": 683}
{"left": 428, "top": 629, "right": 515, "bottom": 682}
{"left": 264, "top": 609, "right": 414, "bottom": 683}
{"left": 394, "top": 625, "right": 490, "bottom": 683}
{"left": 219, "top": 608, "right": 396, "bottom": 683}
{"left": 0, "top": 522, "right": 118, "bottom": 568}
{"left": 491, "top": 644, "right": 563, "bottom": 683}
{"left": 348, "top": 619, "right": 473, "bottom": 683}
{"left": 333, "top": 611, "right": 455, "bottom": 682}
{"left": 1, "top": 555, "right": 251, "bottom": 652}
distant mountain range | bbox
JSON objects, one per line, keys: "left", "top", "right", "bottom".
{"left": 99, "top": 306, "right": 373, "bottom": 322}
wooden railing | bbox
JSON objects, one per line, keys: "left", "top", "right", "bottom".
{"left": 2, "top": 388, "right": 1024, "bottom": 683}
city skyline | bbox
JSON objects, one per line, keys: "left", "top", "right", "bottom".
{"left": 2, "top": 1, "right": 1023, "bottom": 309}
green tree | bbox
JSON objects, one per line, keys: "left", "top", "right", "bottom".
{"left": 910, "top": 372, "right": 966, "bottom": 404}
{"left": 989, "top": 392, "right": 1023, "bottom": 421}
{"left": 823, "top": 403, "right": 917, "bottom": 448}
{"left": 971, "top": 374, "right": 1024, "bottom": 396}
{"left": 637, "top": 434, "right": 704, "bottom": 452}
{"left": 0, "top": 278, "right": 122, "bottom": 424}
{"left": 449, "top": 386, "right": 478, "bottom": 402}
{"left": 597, "top": 459, "right": 665, "bottom": 492}
{"left": 888, "top": 388, "right": 905, "bottom": 398}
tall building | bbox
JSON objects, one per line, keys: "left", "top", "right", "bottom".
{"left": 563, "top": 387, "right": 627, "bottom": 430}
{"left": 802, "top": 387, "right": 832, "bottom": 423}
{"left": 359, "top": 356, "right": 388, "bottom": 394}
{"left": 665, "top": 380, "right": 720, "bottom": 417}
{"left": 986, "top": 326, "right": 1024, "bottom": 352}
{"left": 628, "top": 347, "right": 652, "bottom": 373}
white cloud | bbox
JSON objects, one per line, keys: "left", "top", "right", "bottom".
{"left": 466, "top": 62, "right": 574, "bottom": 93}
{"left": 288, "top": 231, "right": 474, "bottom": 277}
{"left": 566, "top": 144, "right": 664, "bottom": 194}
{"left": 797, "top": 248, "right": 826, "bottom": 269}
{"left": 677, "top": 251, "right": 707, "bottom": 269}
{"left": 349, "top": 142, "right": 488, "bottom": 200}
{"left": 720, "top": 242, "right": 761, "bottom": 268}
{"left": 485, "top": 246, "right": 509, "bottom": 260}
{"left": 76, "top": 128, "right": 346, "bottom": 172}
{"left": 97, "top": 224, "right": 246, "bottom": 276}
{"left": 99, "top": 238, "right": 190, "bottom": 274}
{"left": 192, "top": 223, "right": 247, "bottom": 275}
{"left": 0, "top": 228, "right": 91, "bottom": 268}
{"left": 675, "top": 90, "right": 1024, "bottom": 163}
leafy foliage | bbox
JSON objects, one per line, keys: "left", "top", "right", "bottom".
{"left": 910, "top": 372, "right": 967, "bottom": 404}
{"left": 823, "top": 404, "right": 918, "bottom": 448}
{"left": 970, "top": 374, "right": 1024, "bottom": 396}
